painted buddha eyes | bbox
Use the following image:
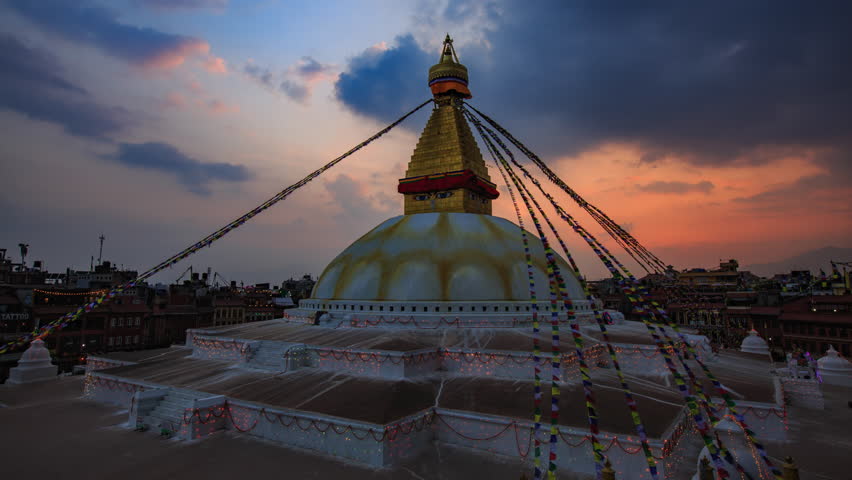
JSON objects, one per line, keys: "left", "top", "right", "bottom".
{"left": 415, "top": 191, "right": 454, "bottom": 201}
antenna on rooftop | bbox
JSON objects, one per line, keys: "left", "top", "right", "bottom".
{"left": 98, "top": 234, "right": 105, "bottom": 265}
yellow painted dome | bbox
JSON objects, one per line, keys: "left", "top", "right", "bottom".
{"left": 311, "top": 212, "right": 584, "bottom": 302}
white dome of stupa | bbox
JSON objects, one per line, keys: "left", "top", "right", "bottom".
{"left": 818, "top": 346, "right": 852, "bottom": 387}
{"left": 6, "top": 339, "right": 56, "bottom": 384}
{"left": 311, "top": 212, "right": 584, "bottom": 302}
{"left": 740, "top": 329, "right": 769, "bottom": 355}
{"left": 19, "top": 338, "right": 52, "bottom": 364}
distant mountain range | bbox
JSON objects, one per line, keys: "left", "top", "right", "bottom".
{"left": 744, "top": 246, "right": 852, "bottom": 277}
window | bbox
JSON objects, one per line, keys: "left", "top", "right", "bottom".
{"left": 390, "top": 306, "right": 394, "bottom": 312}
{"left": 110, "top": 318, "right": 116, "bottom": 327}
{"left": 115, "top": 337, "right": 122, "bottom": 345}
{"left": 108, "top": 337, "right": 114, "bottom": 346}
{"left": 126, "top": 336, "right": 131, "bottom": 344}
{"left": 401, "top": 306, "right": 405, "bottom": 312}
{"left": 134, "top": 335, "right": 139, "bottom": 344}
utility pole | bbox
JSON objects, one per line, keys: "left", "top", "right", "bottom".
{"left": 97, "top": 234, "right": 105, "bottom": 265}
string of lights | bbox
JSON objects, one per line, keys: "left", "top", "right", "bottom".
{"left": 33, "top": 289, "right": 109, "bottom": 296}
{"left": 0, "top": 99, "right": 432, "bottom": 356}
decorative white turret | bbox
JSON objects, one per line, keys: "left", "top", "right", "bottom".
{"left": 6, "top": 339, "right": 57, "bottom": 384}
{"left": 740, "top": 329, "right": 769, "bottom": 356}
{"left": 817, "top": 345, "right": 852, "bottom": 387}
{"left": 692, "top": 412, "right": 762, "bottom": 480}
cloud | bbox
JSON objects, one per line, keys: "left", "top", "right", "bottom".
{"left": 202, "top": 55, "right": 227, "bottom": 73}
{"left": 160, "top": 92, "right": 186, "bottom": 109}
{"left": 732, "top": 173, "right": 851, "bottom": 209}
{"left": 104, "top": 142, "right": 251, "bottom": 195}
{"left": 6, "top": 0, "right": 218, "bottom": 71}
{"left": 135, "top": 0, "right": 229, "bottom": 11}
{"left": 335, "top": 2, "right": 852, "bottom": 173}
{"left": 0, "top": 34, "right": 133, "bottom": 139}
{"left": 324, "top": 174, "right": 395, "bottom": 224}
{"left": 243, "top": 57, "right": 336, "bottom": 103}
{"left": 636, "top": 180, "right": 714, "bottom": 194}
{"left": 243, "top": 62, "right": 275, "bottom": 87}
{"left": 335, "top": 34, "right": 432, "bottom": 123}
{"left": 203, "top": 99, "right": 239, "bottom": 115}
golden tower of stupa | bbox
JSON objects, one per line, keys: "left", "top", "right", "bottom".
{"left": 397, "top": 35, "right": 499, "bottom": 215}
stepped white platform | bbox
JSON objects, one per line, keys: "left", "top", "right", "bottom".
{"left": 83, "top": 318, "right": 788, "bottom": 478}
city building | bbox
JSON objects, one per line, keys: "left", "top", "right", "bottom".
{"left": 66, "top": 261, "right": 137, "bottom": 289}
{"left": 779, "top": 295, "right": 852, "bottom": 357}
{"left": 213, "top": 297, "right": 245, "bottom": 327}
{"left": 281, "top": 274, "right": 316, "bottom": 303}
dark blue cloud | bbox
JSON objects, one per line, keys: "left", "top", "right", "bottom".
{"left": 297, "top": 56, "right": 328, "bottom": 76}
{"left": 636, "top": 180, "right": 714, "bottom": 195}
{"left": 335, "top": 1, "right": 852, "bottom": 172}
{"left": 135, "top": 0, "right": 228, "bottom": 11}
{"left": 5, "top": 0, "right": 209, "bottom": 68}
{"left": 0, "top": 34, "right": 132, "bottom": 139}
{"left": 335, "top": 35, "right": 433, "bottom": 123}
{"left": 104, "top": 142, "right": 251, "bottom": 195}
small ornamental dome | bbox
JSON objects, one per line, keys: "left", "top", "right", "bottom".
{"left": 818, "top": 345, "right": 852, "bottom": 375}
{"left": 740, "top": 329, "right": 769, "bottom": 355}
{"left": 20, "top": 338, "right": 52, "bottom": 365}
{"left": 428, "top": 34, "right": 472, "bottom": 98}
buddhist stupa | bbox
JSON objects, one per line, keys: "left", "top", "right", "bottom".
{"left": 303, "top": 35, "right": 586, "bottom": 313}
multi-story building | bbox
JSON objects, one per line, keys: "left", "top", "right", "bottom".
{"left": 282, "top": 274, "right": 316, "bottom": 303}
{"left": 245, "top": 294, "right": 276, "bottom": 323}
{"left": 66, "top": 261, "right": 137, "bottom": 289}
{"left": 150, "top": 284, "right": 214, "bottom": 346}
{"left": 779, "top": 295, "right": 852, "bottom": 357}
{"left": 30, "top": 288, "right": 152, "bottom": 371}
{"left": 213, "top": 297, "right": 245, "bottom": 326}
{"left": 677, "top": 259, "right": 760, "bottom": 289}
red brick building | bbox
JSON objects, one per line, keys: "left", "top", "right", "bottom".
{"left": 779, "top": 295, "right": 852, "bottom": 357}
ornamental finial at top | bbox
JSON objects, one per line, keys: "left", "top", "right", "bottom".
{"left": 428, "top": 34, "right": 471, "bottom": 98}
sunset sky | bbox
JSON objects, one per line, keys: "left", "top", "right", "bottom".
{"left": 1, "top": 0, "right": 850, "bottom": 284}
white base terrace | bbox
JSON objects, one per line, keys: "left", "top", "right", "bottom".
{"left": 83, "top": 319, "right": 787, "bottom": 479}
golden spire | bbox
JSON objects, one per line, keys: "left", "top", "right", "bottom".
{"left": 397, "top": 35, "right": 498, "bottom": 215}
{"left": 428, "top": 34, "right": 471, "bottom": 98}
